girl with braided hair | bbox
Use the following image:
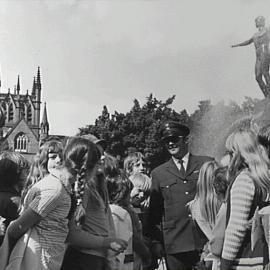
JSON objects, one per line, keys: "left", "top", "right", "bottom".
{"left": 1, "top": 137, "right": 100, "bottom": 270}
{"left": 61, "top": 138, "right": 127, "bottom": 270}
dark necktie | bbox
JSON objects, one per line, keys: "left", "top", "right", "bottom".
{"left": 179, "top": 159, "right": 186, "bottom": 174}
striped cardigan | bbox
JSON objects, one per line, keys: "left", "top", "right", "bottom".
{"left": 222, "top": 171, "right": 255, "bottom": 261}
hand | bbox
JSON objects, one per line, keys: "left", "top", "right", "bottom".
{"left": 141, "top": 197, "right": 150, "bottom": 208}
{"left": 103, "top": 238, "right": 128, "bottom": 254}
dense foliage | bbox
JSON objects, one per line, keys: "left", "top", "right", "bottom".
{"left": 78, "top": 95, "right": 261, "bottom": 169}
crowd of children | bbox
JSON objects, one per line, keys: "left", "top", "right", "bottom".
{"left": 1, "top": 124, "right": 270, "bottom": 270}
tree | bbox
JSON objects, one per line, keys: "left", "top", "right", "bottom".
{"left": 78, "top": 94, "right": 190, "bottom": 169}
{"left": 78, "top": 95, "right": 262, "bottom": 169}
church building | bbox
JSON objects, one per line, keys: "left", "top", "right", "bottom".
{"left": 0, "top": 67, "right": 49, "bottom": 161}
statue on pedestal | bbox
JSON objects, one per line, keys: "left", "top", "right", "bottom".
{"left": 232, "top": 16, "right": 270, "bottom": 97}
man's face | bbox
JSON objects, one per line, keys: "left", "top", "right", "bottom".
{"left": 164, "top": 135, "right": 188, "bottom": 159}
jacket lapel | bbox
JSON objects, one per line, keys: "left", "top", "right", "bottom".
{"left": 185, "top": 154, "right": 200, "bottom": 177}
{"left": 166, "top": 158, "right": 185, "bottom": 179}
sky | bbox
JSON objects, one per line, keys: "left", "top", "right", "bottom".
{"left": 0, "top": 0, "right": 269, "bottom": 136}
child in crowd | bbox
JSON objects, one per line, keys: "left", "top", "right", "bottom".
{"left": 21, "top": 140, "right": 63, "bottom": 206}
{"left": 1, "top": 137, "right": 101, "bottom": 270}
{"left": 130, "top": 173, "right": 151, "bottom": 211}
{"left": 0, "top": 152, "right": 29, "bottom": 245}
{"left": 124, "top": 153, "right": 151, "bottom": 236}
{"left": 257, "top": 124, "right": 270, "bottom": 251}
{"left": 220, "top": 129, "right": 270, "bottom": 270}
{"left": 107, "top": 170, "right": 151, "bottom": 270}
{"left": 189, "top": 160, "right": 221, "bottom": 242}
{"left": 61, "top": 143, "right": 127, "bottom": 270}
{"left": 130, "top": 173, "right": 159, "bottom": 270}
{"left": 209, "top": 166, "right": 229, "bottom": 263}
{"left": 124, "top": 152, "right": 146, "bottom": 177}
{"left": 188, "top": 160, "right": 222, "bottom": 270}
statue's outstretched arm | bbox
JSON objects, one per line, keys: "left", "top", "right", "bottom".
{"left": 231, "top": 38, "right": 253, "bottom": 48}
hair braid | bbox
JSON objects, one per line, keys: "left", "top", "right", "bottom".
{"left": 63, "top": 137, "right": 101, "bottom": 224}
{"left": 74, "top": 155, "right": 87, "bottom": 225}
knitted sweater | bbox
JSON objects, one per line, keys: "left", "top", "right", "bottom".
{"left": 222, "top": 172, "right": 255, "bottom": 261}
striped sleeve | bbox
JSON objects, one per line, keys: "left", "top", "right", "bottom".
{"left": 222, "top": 173, "right": 255, "bottom": 261}
{"left": 29, "top": 184, "right": 62, "bottom": 218}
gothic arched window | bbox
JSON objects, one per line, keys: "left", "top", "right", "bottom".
{"left": 27, "top": 105, "right": 32, "bottom": 122}
{"left": 8, "top": 104, "right": 14, "bottom": 122}
{"left": 14, "top": 133, "right": 28, "bottom": 152}
{"left": 1, "top": 102, "right": 7, "bottom": 118}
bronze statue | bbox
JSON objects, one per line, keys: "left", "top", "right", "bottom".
{"left": 232, "top": 16, "right": 270, "bottom": 97}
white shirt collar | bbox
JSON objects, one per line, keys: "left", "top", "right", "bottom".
{"left": 182, "top": 152, "right": 189, "bottom": 166}
{"left": 172, "top": 152, "right": 189, "bottom": 170}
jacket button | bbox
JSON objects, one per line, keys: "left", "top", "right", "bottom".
{"left": 188, "top": 214, "right": 192, "bottom": 217}
{"left": 183, "top": 181, "right": 187, "bottom": 184}
{"left": 185, "top": 191, "right": 189, "bottom": 195}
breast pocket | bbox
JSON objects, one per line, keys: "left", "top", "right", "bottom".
{"left": 160, "top": 180, "right": 177, "bottom": 206}
{"left": 186, "top": 172, "right": 199, "bottom": 193}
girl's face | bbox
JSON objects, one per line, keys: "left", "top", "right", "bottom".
{"left": 47, "top": 152, "right": 62, "bottom": 173}
{"left": 131, "top": 159, "right": 146, "bottom": 175}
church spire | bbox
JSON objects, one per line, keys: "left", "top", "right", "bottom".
{"left": 31, "top": 76, "right": 36, "bottom": 96}
{"left": 40, "top": 102, "right": 49, "bottom": 140}
{"left": 16, "top": 75, "right": 20, "bottom": 94}
{"left": 42, "top": 102, "right": 48, "bottom": 126}
{"left": 36, "top": 67, "right": 41, "bottom": 103}
{"left": 36, "top": 66, "right": 41, "bottom": 90}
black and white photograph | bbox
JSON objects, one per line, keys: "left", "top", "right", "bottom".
{"left": 0, "top": 1, "right": 270, "bottom": 270}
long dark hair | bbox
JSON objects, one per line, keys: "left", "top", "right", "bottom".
{"left": 0, "top": 151, "right": 29, "bottom": 192}
{"left": 64, "top": 137, "right": 101, "bottom": 223}
{"left": 107, "top": 169, "right": 133, "bottom": 207}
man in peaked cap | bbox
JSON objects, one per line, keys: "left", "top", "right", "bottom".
{"left": 148, "top": 121, "right": 213, "bottom": 270}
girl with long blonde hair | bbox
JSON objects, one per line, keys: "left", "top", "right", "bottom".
{"left": 189, "top": 160, "right": 221, "bottom": 240}
{"left": 221, "top": 129, "right": 270, "bottom": 270}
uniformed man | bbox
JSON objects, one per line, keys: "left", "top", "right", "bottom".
{"left": 148, "top": 121, "right": 213, "bottom": 270}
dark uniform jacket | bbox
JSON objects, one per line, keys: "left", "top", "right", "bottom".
{"left": 148, "top": 154, "right": 213, "bottom": 254}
